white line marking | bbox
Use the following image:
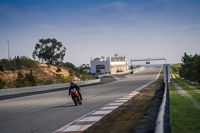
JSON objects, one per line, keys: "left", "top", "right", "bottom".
{"left": 54, "top": 68, "right": 162, "bottom": 133}
{"left": 115, "top": 100, "right": 128, "bottom": 102}
{"left": 79, "top": 116, "right": 103, "bottom": 122}
{"left": 63, "top": 125, "right": 92, "bottom": 132}
{"left": 93, "top": 110, "right": 112, "bottom": 115}
{"left": 119, "top": 97, "right": 131, "bottom": 100}
{"left": 101, "top": 106, "right": 119, "bottom": 110}
{"left": 108, "top": 103, "right": 124, "bottom": 106}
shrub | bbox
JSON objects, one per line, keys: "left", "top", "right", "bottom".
{"left": 0, "top": 56, "right": 39, "bottom": 71}
{"left": 56, "top": 67, "right": 61, "bottom": 72}
{"left": 24, "top": 70, "right": 36, "bottom": 86}
{"left": 15, "top": 70, "right": 37, "bottom": 87}
{"left": 0, "top": 79, "right": 5, "bottom": 89}
{"left": 0, "top": 65, "right": 4, "bottom": 72}
{"left": 16, "top": 71, "right": 25, "bottom": 87}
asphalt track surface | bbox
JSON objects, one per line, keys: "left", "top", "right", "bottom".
{"left": 0, "top": 68, "right": 161, "bottom": 133}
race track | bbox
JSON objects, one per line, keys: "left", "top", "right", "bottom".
{"left": 0, "top": 67, "right": 161, "bottom": 133}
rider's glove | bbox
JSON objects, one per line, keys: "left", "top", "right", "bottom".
{"left": 68, "top": 93, "right": 70, "bottom": 95}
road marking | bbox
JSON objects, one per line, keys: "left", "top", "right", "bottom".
{"left": 63, "top": 125, "right": 92, "bottom": 132}
{"left": 79, "top": 116, "right": 102, "bottom": 122}
{"left": 101, "top": 106, "right": 119, "bottom": 110}
{"left": 108, "top": 103, "right": 123, "bottom": 106}
{"left": 53, "top": 91, "right": 136, "bottom": 133}
{"left": 115, "top": 99, "right": 128, "bottom": 103}
{"left": 54, "top": 68, "right": 161, "bottom": 133}
{"left": 92, "top": 110, "right": 113, "bottom": 115}
{"left": 119, "top": 97, "right": 131, "bottom": 100}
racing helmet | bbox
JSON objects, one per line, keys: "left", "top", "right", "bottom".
{"left": 70, "top": 81, "right": 75, "bottom": 86}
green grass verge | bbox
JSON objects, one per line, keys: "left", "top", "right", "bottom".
{"left": 177, "top": 78, "right": 200, "bottom": 90}
{"left": 172, "top": 63, "right": 182, "bottom": 68}
{"left": 173, "top": 79, "right": 200, "bottom": 104}
{"left": 169, "top": 81, "right": 200, "bottom": 133}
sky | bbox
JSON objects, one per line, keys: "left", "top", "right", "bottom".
{"left": 0, "top": 0, "right": 200, "bottom": 66}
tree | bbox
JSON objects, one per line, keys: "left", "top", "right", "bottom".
{"left": 32, "top": 38, "right": 66, "bottom": 65}
{"left": 179, "top": 52, "right": 200, "bottom": 83}
{"left": 62, "top": 62, "right": 76, "bottom": 70}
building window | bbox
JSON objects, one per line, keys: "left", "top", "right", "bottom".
{"left": 96, "top": 65, "right": 105, "bottom": 69}
{"left": 96, "top": 65, "right": 105, "bottom": 73}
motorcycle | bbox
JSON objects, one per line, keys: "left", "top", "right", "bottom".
{"left": 70, "top": 88, "right": 82, "bottom": 106}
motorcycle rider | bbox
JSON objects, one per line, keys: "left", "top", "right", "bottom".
{"left": 69, "top": 81, "right": 83, "bottom": 100}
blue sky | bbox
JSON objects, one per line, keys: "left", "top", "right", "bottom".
{"left": 0, "top": 0, "right": 200, "bottom": 66}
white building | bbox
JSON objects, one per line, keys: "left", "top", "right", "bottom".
{"left": 90, "top": 54, "right": 129, "bottom": 74}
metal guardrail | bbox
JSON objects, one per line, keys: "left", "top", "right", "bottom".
{"left": 155, "top": 81, "right": 172, "bottom": 133}
{"left": 0, "top": 79, "right": 100, "bottom": 96}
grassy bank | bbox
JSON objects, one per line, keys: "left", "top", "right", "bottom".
{"left": 169, "top": 81, "right": 200, "bottom": 133}
{"left": 170, "top": 63, "right": 200, "bottom": 132}
{"left": 173, "top": 79, "right": 200, "bottom": 104}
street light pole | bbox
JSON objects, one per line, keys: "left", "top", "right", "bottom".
{"left": 7, "top": 40, "right": 10, "bottom": 60}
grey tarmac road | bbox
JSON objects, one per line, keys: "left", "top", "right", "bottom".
{"left": 0, "top": 67, "right": 161, "bottom": 133}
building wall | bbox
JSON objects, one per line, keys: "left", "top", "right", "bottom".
{"left": 90, "top": 54, "right": 129, "bottom": 74}
{"left": 110, "top": 61, "right": 128, "bottom": 73}
{"left": 90, "top": 60, "right": 110, "bottom": 74}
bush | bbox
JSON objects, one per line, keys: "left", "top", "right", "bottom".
{"left": 62, "top": 62, "right": 76, "bottom": 70}
{"left": 15, "top": 71, "right": 25, "bottom": 87}
{"left": 56, "top": 67, "right": 61, "bottom": 72}
{"left": 37, "top": 79, "right": 54, "bottom": 85}
{"left": 24, "top": 70, "right": 36, "bottom": 86}
{"left": 0, "top": 65, "right": 4, "bottom": 72}
{"left": 0, "top": 79, "right": 5, "bottom": 89}
{"left": 15, "top": 70, "right": 37, "bottom": 87}
{"left": 61, "top": 62, "right": 91, "bottom": 81}
{"left": 0, "top": 56, "right": 39, "bottom": 71}
{"left": 56, "top": 76, "right": 74, "bottom": 83}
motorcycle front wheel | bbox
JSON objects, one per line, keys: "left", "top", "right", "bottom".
{"left": 73, "top": 97, "right": 78, "bottom": 106}
{"left": 79, "top": 100, "right": 82, "bottom": 105}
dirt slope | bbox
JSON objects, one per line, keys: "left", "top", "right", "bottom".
{"left": 0, "top": 64, "right": 71, "bottom": 82}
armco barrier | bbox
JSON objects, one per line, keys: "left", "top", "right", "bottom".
{"left": 0, "top": 79, "right": 100, "bottom": 96}
{"left": 155, "top": 83, "right": 172, "bottom": 133}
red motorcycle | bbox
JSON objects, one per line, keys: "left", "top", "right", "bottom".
{"left": 70, "top": 88, "right": 82, "bottom": 106}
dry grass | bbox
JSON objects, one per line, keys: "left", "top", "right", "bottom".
{"left": 83, "top": 77, "right": 163, "bottom": 133}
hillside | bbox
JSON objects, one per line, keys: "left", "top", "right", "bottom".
{"left": 0, "top": 64, "right": 81, "bottom": 89}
